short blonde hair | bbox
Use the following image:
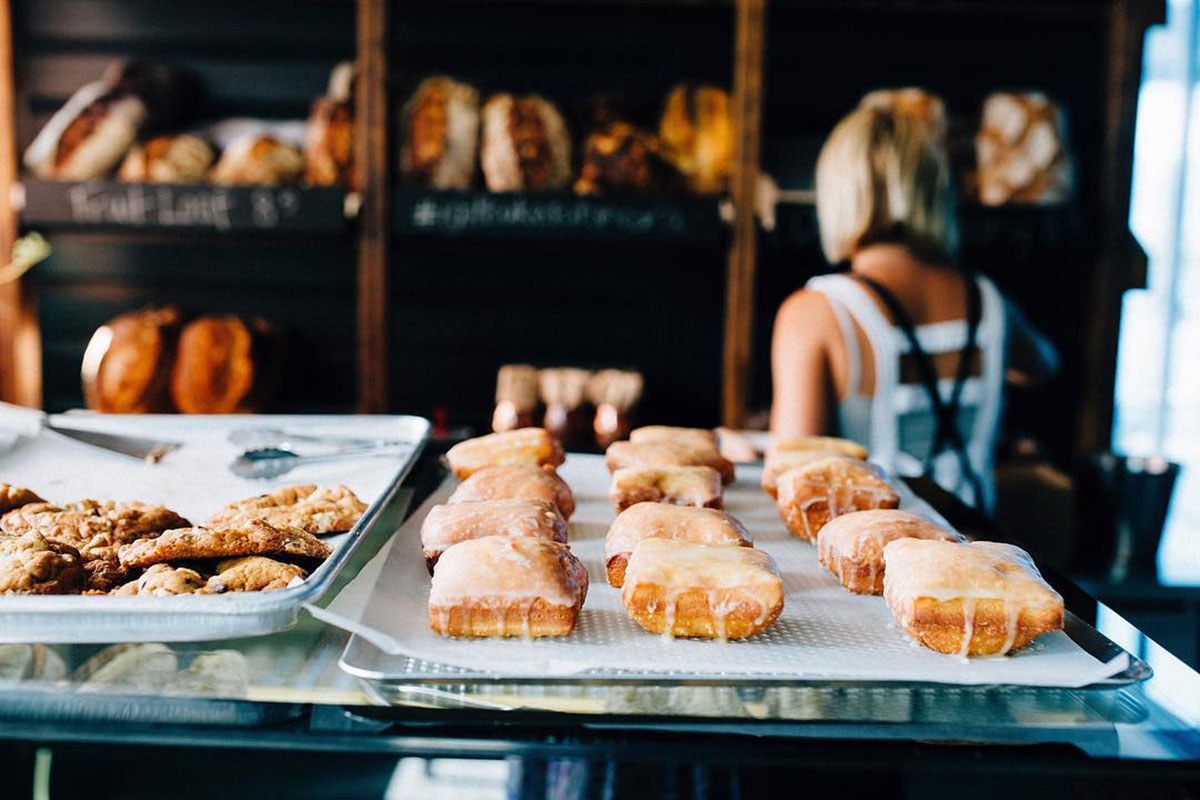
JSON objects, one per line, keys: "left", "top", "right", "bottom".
{"left": 815, "top": 105, "right": 957, "bottom": 264}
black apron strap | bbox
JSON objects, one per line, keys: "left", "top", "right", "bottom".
{"left": 852, "top": 272, "right": 985, "bottom": 507}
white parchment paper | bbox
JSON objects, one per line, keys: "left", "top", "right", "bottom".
{"left": 326, "top": 454, "right": 1129, "bottom": 688}
{"left": 0, "top": 411, "right": 405, "bottom": 523}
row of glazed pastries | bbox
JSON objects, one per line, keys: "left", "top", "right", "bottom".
{"left": 0, "top": 483, "right": 366, "bottom": 596}
{"left": 24, "top": 61, "right": 356, "bottom": 187}
{"left": 764, "top": 435, "right": 1064, "bottom": 658}
{"left": 425, "top": 426, "right": 784, "bottom": 641}
{"left": 429, "top": 428, "right": 584, "bottom": 637}
{"left": 399, "top": 76, "right": 734, "bottom": 195}
{"left": 423, "top": 425, "right": 1064, "bottom": 657}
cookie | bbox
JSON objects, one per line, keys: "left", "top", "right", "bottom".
{"left": 0, "top": 484, "right": 45, "bottom": 514}
{"left": 0, "top": 533, "right": 86, "bottom": 594}
{"left": 75, "top": 643, "right": 179, "bottom": 692}
{"left": 202, "top": 556, "right": 307, "bottom": 593}
{"left": 82, "top": 553, "right": 140, "bottom": 593}
{"left": 111, "top": 563, "right": 205, "bottom": 596}
{"left": 0, "top": 499, "right": 189, "bottom": 554}
{"left": 206, "top": 484, "right": 367, "bottom": 535}
{"left": 117, "top": 519, "right": 332, "bottom": 568}
{"left": 171, "top": 651, "right": 250, "bottom": 696}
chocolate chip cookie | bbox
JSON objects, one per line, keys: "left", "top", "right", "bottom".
{"left": 205, "top": 484, "right": 366, "bottom": 535}
{"left": 0, "top": 499, "right": 190, "bottom": 555}
{"left": 0, "top": 484, "right": 45, "bottom": 514}
{"left": 111, "top": 564, "right": 205, "bottom": 596}
{"left": 203, "top": 556, "right": 307, "bottom": 593}
{"left": 118, "top": 519, "right": 332, "bottom": 568}
{"left": 0, "top": 533, "right": 86, "bottom": 594}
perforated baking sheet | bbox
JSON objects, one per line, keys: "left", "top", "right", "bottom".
{"left": 333, "top": 455, "right": 1140, "bottom": 688}
{"left": 0, "top": 410, "right": 428, "bottom": 643}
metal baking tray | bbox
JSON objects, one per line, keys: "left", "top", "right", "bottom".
{"left": 0, "top": 414, "right": 429, "bottom": 643}
{"left": 337, "top": 456, "right": 1151, "bottom": 693}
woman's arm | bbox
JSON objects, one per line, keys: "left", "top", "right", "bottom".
{"left": 1004, "top": 298, "right": 1060, "bottom": 387}
{"left": 770, "top": 290, "right": 835, "bottom": 438}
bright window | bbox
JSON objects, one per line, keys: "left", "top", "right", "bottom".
{"left": 1116, "top": 0, "right": 1200, "bottom": 582}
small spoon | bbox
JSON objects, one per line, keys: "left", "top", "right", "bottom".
{"left": 230, "top": 446, "right": 407, "bottom": 480}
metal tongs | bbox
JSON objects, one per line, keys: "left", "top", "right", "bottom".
{"left": 227, "top": 426, "right": 409, "bottom": 480}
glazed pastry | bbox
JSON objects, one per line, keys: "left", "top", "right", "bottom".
{"left": 0, "top": 534, "right": 86, "bottom": 594}
{"left": 304, "top": 62, "right": 356, "bottom": 187}
{"left": 604, "top": 502, "right": 751, "bottom": 588}
{"left": 629, "top": 426, "right": 717, "bottom": 448}
{"left": 771, "top": 435, "right": 868, "bottom": 460}
{"left": 658, "top": 84, "right": 734, "bottom": 195}
{"left": 117, "top": 134, "right": 214, "bottom": 183}
{"left": 574, "top": 121, "right": 675, "bottom": 196}
{"left": 480, "top": 93, "right": 572, "bottom": 192}
{"left": 817, "top": 509, "right": 963, "bottom": 595}
{"left": 209, "top": 134, "right": 304, "bottom": 186}
{"left": 761, "top": 437, "right": 871, "bottom": 498}
{"left": 621, "top": 538, "right": 783, "bottom": 640}
{"left": 111, "top": 563, "right": 205, "bottom": 596}
{"left": 883, "top": 539, "right": 1064, "bottom": 657}
{"left": 605, "top": 440, "right": 735, "bottom": 485}
{"left": 399, "top": 75, "right": 480, "bottom": 189}
{"left": 81, "top": 306, "right": 181, "bottom": 414}
{"left": 0, "top": 499, "right": 190, "bottom": 555}
{"left": 609, "top": 465, "right": 724, "bottom": 513}
{"left": 761, "top": 450, "right": 836, "bottom": 499}
{"left": 448, "top": 465, "right": 575, "bottom": 521}
{"left": 171, "top": 315, "right": 282, "bottom": 414}
{"left": 23, "top": 62, "right": 181, "bottom": 180}
{"left": 420, "top": 498, "right": 567, "bottom": 573}
{"left": 203, "top": 556, "right": 306, "bottom": 593}
{"left": 206, "top": 484, "right": 367, "bottom": 535}
{"left": 117, "top": 519, "right": 332, "bottom": 568}
{"left": 428, "top": 537, "right": 588, "bottom": 638}
{"left": 0, "top": 484, "right": 44, "bottom": 515}
{"left": 775, "top": 456, "right": 899, "bottom": 542}
{"left": 445, "top": 428, "right": 565, "bottom": 480}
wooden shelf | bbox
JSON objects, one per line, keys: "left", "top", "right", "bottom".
{"left": 18, "top": 179, "right": 350, "bottom": 235}
{"left": 764, "top": 199, "right": 1087, "bottom": 253}
{"left": 392, "top": 189, "right": 724, "bottom": 243}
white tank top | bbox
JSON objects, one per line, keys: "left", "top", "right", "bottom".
{"left": 806, "top": 272, "right": 1008, "bottom": 511}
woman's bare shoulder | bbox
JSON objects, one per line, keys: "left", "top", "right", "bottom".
{"left": 775, "top": 288, "right": 838, "bottom": 338}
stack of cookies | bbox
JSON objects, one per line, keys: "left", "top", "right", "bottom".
{"left": 0, "top": 482, "right": 366, "bottom": 597}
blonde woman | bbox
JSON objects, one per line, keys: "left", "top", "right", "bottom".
{"left": 770, "top": 105, "right": 1057, "bottom": 510}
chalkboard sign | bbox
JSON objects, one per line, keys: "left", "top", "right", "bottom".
{"left": 20, "top": 180, "right": 349, "bottom": 234}
{"left": 393, "top": 190, "right": 724, "bottom": 243}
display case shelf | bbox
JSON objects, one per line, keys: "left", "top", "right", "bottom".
{"left": 18, "top": 179, "right": 351, "bottom": 236}
{"left": 392, "top": 189, "right": 725, "bottom": 243}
